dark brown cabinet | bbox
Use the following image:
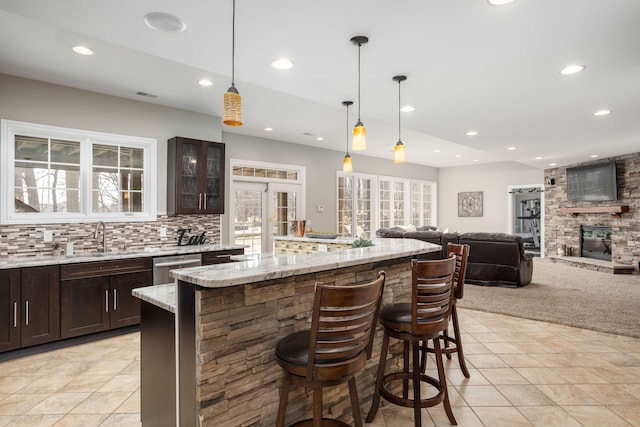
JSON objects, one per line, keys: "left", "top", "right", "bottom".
{"left": 201, "top": 248, "right": 244, "bottom": 265}
{"left": 60, "top": 258, "right": 151, "bottom": 339}
{"left": 168, "top": 137, "right": 225, "bottom": 215}
{"left": 0, "top": 266, "right": 60, "bottom": 352}
{"left": 0, "top": 269, "right": 21, "bottom": 352}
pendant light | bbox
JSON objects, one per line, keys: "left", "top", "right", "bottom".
{"left": 350, "top": 36, "right": 368, "bottom": 151}
{"left": 223, "top": 0, "right": 242, "bottom": 126}
{"left": 342, "top": 101, "right": 354, "bottom": 172}
{"left": 393, "top": 75, "right": 407, "bottom": 164}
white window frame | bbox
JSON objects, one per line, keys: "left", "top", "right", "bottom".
{"left": 1, "top": 119, "right": 157, "bottom": 224}
{"left": 336, "top": 171, "right": 378, "bottom": 238}
{"left": 378, "top": 175, "right": 411, "bottom": 229}
{"left": 410, "top": 179, "right": 438, "bottom": 228}
{"left": 229, "top": 159, "right": 306, "bottom": 247}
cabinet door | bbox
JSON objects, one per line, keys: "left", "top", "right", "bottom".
{"left": 110, "top": 270, "right": 150, "bottom": 328}
{"left": 60, "top": 277, "right": 110, "bottom": 339}
{"left": 21, "top": 265, "right": 60, "bottom": 347}
{"left": 0, "top": 269, "right": 21, "bottom": 352}
{"left": 202, "top": 141, "right": 225, "bottom": 214}
{"left": 168, "top": 137, "right": 225, "bottom": 215}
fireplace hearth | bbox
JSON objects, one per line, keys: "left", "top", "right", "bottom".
{"left": 581, "top": 225, "right": 612, "bottom": 261}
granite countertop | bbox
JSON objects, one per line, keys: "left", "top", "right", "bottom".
{"left": 132, "top": 283, "right": 176, "bottom": 313}
{"left": 0, "top": 243, "right": 245, "bottom": 270}
{"left": 172, "top": 238, "right": 439, "bottom": 289}
{"left": 273, "top": 235, "right": 356, "bottom": 244}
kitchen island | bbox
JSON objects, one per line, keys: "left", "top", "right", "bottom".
{"left": 134, "top": 237, "right": 440, "bottom": 426}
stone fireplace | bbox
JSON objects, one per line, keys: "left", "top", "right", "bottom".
{"left": 581, "top": 225, "right": 612, "bottom": 261}
{"left": 543, "top": 152, "right": 639, "bottom": 273}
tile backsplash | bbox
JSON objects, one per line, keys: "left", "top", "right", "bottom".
{"left": 0, "top": 214, "right": 221, "bottom": 258}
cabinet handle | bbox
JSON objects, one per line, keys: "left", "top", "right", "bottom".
{"left": 198, "top": 193, "right": 202, "bottom": 210}
{"left": 105, "top": 290, "right": 109, "bottom": 312}
{"left": 204, "top": 193, "right": 207, "bottom": 210}
{"left": 13, "top": 302, "right": 17, "bottom": 328}
{"left": 113, "top": 289, "right": 117, "bottom": 311}
{"left": 25, "top": 300, "right": 29, "bottom": 326}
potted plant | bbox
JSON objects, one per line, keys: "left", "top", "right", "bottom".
{"left": 51, "top": 241, "right": 63, "bottom": 256}
{"left": 352, "top": 237, "right": 374, "bottom": 248}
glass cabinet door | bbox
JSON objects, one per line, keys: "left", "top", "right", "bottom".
{"left": 180, "top": 141, "right": 199, "bottom": 210}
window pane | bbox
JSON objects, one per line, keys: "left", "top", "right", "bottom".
{"left": 93, "top": 144, "right": 118, "bottom": 167}
{"left": 51, "top": 139, "right": 81, "bottom": 164}
{"left": 15, "top": 135, "right": 48, "bottom": 162}
{"left": 120, "top": 147, "right": 144, "bottom": 168}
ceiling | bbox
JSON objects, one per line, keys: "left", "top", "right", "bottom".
{"left": 0, "top": 0, "right": 638, "bottom": 169}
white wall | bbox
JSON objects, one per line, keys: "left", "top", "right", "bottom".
{"left": 438, "top": 162, "right": 543, "bottom": 233}
{"left": 0, "top": 73, "right": 222, "bottom": 213}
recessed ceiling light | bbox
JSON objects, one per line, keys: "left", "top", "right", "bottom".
{"left": 560, "top": 64, "right": 585, "bottom": 75}
{"left": 455, "top": 154, "right": 462, "bottom": 158}
{"left": 271, "top": 58, "right": 294, "bottom": 70}
{"left": 434, "top": 149, "right": 441, "bottom": 153}
{"left": 400, "top": 106, "right": 415, "bottom": 113}
{"left": 466, "top": 130, "right": 478, "bottom": 136}
{"left": 589, "top": 154, "right": 600, "bottom": 158}
{"left": 143, "top": 12, "right": 186, "bottom": 32}
{"left": 507, "top": 146, "right": 517, "bottom": 151}
{"left": 72, "top": 46, "right": 94, "bottom": 55}
{"left": 593, "top": 109, "right": 611, "bottom": 116}
{"left": 198, "top": 79, "right": 212, "bottom": 87}
{"left": 535, "top": 156, "right": 543, "bottom": 160}
{"left": 316, "top": 137, "right": 324, "bottom": 141}
{"left": 549, "top": 162, "right": 557, "bottom": 166}
{"left": 264, "top": 127, "right": 273, "bottom": 132}
{"left": 488, "top": 0, "right": 515, "bottom": 5}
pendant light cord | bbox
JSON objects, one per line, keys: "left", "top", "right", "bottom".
{"left": 231, "top": 0, "right": 236, "bottom": 85}
{"left": 398, "top": 79, "right": 401, "bottom": 141}
{"left": 357, "top": 43, "right": 361, "bottom": 121}
{"left": 346, "top": 103, "right": 350, "bottom": 154}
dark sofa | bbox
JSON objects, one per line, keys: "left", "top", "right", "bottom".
{"left": 376, "top": 227, "right": 533, "bottom": 287}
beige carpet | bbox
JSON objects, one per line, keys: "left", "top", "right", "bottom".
{"left": 457, "top": 257, "right": 640, "bottom": 338}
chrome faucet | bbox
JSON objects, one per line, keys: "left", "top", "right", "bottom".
{"left": 94, "top": 221, "right": 106, "bottom": 253}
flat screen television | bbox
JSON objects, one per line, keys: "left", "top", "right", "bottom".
{"left": 566, "top": 161, "right": 618, "bottom": 201}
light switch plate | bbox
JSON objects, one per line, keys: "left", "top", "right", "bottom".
{"left": 43, "top": 230, "right": 53, "bottom": 242}
{"left": 160, "top": 226, "right": 167, "bottom": 237}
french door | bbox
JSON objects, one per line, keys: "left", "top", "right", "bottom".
{"left": 232, "top": 182, "right": 303, "bottom": 254}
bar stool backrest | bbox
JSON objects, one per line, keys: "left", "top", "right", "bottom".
{"left": 447, "top": 243, "right": 470, "bottom": 300}
{"left": 307, "top": 271, "right": 386, "bottom": 381}
{"left": 411, "top": 255, "right": 456, "bottom": 336}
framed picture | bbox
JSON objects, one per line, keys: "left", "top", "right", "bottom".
{"left": 458, "top": 191, "right": 483, "bottom": 217}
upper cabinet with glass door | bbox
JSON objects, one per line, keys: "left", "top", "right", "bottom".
{"left": 167, "top": 137, "right": 225, "bottom": 215}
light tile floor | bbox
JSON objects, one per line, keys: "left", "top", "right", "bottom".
{"left": 1, "top": 308, "right": 639, "bottom": 426}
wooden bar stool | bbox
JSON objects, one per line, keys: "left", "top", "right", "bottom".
{"left": 366, "top": 256, "right": 457, "bottom": 427}
{"left": 275, "top": 271, "right": 386, "bottom": 427}
{"left": 423, "top": 243, "right": 471, "bottom": 378}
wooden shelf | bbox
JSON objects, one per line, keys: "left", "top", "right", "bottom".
{"left": 559, "top": 205, "right": 630, "bottom": 218}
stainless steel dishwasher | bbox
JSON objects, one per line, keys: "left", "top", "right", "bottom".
{"left": 152, "top": 253, "right": 202, "bottom": 285}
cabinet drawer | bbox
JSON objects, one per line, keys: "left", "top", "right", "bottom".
{"left": 61, "top": 258, "right": 152, "bottom": 280}
{"left": 201, "top": 249, "right": 244, "bottom": 265}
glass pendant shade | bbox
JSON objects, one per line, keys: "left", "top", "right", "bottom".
{"left": 223, "top": 85, "right": 243, "bottom": 126}
{"left": 394, "top": 140, "right": 406, "bottom": 164}
{"left": 352, "top": 121, "right": 366, "bottom": 151}
{"left": 343, "top": 153, "right": 353, "bottom": 172}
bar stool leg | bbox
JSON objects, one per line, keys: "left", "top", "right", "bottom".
{"left": 366, "top": 332, "right": 389, "bottom": 422}
{"left": 412, "top": 341, "right": 422, "bottom": 427}
{"left": 276, "top": 373, "right": 290, "bottom": 427}
{"left": 451, "top": 306, "right": 470, "bottom": 378}
{"left": 403, "top": 340, "right": 410, "bottom": 399}
{"left": 434, "top": 338, "right": 457, "bottom": 425}
{"left": 348, "top": 377, "right": 363, "bottom": 427}
{"left": 313, "top": 387, "right": 322, "bottom": 427}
